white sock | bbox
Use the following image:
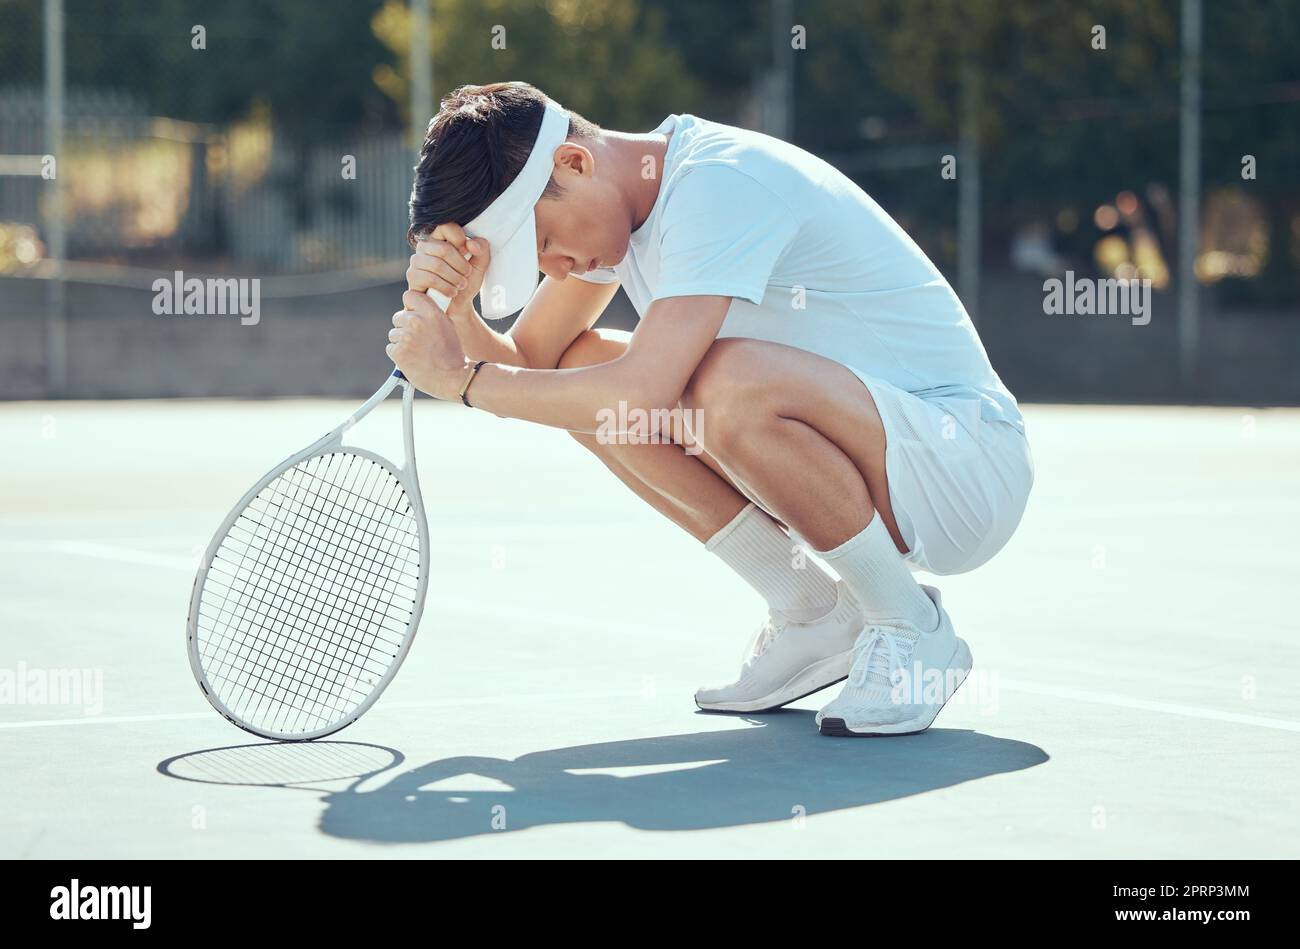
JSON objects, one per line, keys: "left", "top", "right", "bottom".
{"left": 706, "top": 503, "right": 838, "bottom": 622}
{"left": 817, "top": 513, "right": 938, "bottom": 631}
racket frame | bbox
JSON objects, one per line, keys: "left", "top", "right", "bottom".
{"left": 186, "top": 370, "right": 430, "bottom": 741}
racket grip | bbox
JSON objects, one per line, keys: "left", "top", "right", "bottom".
{"left": 392, "top": 291, "right": 454, "bottom": 382}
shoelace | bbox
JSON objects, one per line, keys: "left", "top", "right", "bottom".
{"left": 848, "top": 624, "right": 918, "bottom": 689}
{"left": 743, "top": 614, "right": 789, "bottom": 667}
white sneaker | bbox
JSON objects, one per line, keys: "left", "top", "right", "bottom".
{"left": 695, "top": 581, "right": 864, "bottom": 713}
{"left": 816, "top": 585, "right": 972, "bottom": 736}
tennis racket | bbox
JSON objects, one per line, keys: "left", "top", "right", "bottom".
{"left": 186, "top": 362, "right": 432, "bottom": 741}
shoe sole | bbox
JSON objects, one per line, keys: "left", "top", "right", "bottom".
{"left": 818, "top": 638, "right": 973, "bottom": 737}
{"left": 695, "top": 652, "right": 851, "bottom": 714}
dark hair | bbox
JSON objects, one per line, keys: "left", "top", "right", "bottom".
{"left": 407, "top": 81, "right": 601, "bottom": 247}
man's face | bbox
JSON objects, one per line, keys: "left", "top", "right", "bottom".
{"left": 532, "top": 143, "right": 631, "bottom": 281}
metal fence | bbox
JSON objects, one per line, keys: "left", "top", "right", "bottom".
{"left": 0, "top": 87, "right": 413, "bottom": 272}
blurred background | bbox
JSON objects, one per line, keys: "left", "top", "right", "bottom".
{"left": 0, "top": 0, "right": 1296, "bottom": 403}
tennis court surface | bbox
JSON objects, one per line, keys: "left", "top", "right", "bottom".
{"left": 1, "top": 399, "right": 1297, "bottom": 858}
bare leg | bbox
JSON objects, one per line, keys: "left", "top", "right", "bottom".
{"left": 557, "top": 329, "right": 749, "bottom": 542}
{"left": 679, "top": 337, "right": 907, "bottom": 554}
{"left": 559, "top": 331, "right": 955, "bottom": 730}
{"left": 557, "top": 330, "right": 904, "bottom": 554}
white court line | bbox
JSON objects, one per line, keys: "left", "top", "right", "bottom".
{"left": 3, "top": 539, "right": 1299, "bottom": 736}
{"left": 999, "top": 680, "right": 1300, "bottom": 733}
{"left": 0, "top": 712, "right": 214, "bottom": 729}
{"left": 0, "top": 540, "right": 196, "bottom": 571}
{"left": 0, "top": 690, "right": 644, "bottom": 731}
{"left": 4, "top": 684, "right": 1297, "bottom": 734}
{"left": 3, "top": 689, "right": 1297, "bottom": 734}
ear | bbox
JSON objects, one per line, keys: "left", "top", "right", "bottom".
{"left": 553, "top": 142, "right": 594, "bottom": 180}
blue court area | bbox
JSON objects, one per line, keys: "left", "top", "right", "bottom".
{"left": 1, "top": 399, "right": 1296, "bottom": 857}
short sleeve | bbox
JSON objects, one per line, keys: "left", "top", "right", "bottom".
{"left": 653, "top": 164, "right": 799, "bottom": 304}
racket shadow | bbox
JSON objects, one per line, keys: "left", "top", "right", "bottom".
{"left": 158, "top": 715, "right": 1047, "bottom": 844}
{"left": 157, "top": 741, "right": 405, "bottom": 794}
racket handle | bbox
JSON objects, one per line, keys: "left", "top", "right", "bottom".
{"left": 392, "top": 290, "right": 454, "bottom": 382}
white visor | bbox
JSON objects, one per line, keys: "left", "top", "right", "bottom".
{"left": 437, "top": 96, "right": 571, "bottom": 321}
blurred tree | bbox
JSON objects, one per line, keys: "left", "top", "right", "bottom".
{"left": 1201, "top": 0, "right": 1300, "bottom": 304}
{"left": 52, "top": 0, "right": 399, "bottom": 229}
{"left": 796, "top": 0, "right": 1298, "bottom": 302}
{"left": 0, "top": 0, "right": 41, "bottom": 85}
{"left": 371, "top": 0, "right": 699, "bottom": 134}
{"left": 801, "top": 0, "right": 1180, "bottom": 208}
{"left": 5, "top": 0, "right": 1294, "bottom": 298}
{"left": 18, "top": 0, "right": 400, "bottom": 133}
{"left": 638, "top": 0, "right": 766, "bottom": 124}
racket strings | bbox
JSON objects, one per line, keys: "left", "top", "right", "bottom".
{"left": 202, "top": 458, "right": 405, "bottom": 729}
{"left": 221, "top": 462, "right": 416, "bottom": 646}
{"left": 201, "top": 454, "right": 415, "bottom": 732}
{"left": 196, "top": 451, "right": 423, "bottom": 734}
{"left": 212, "top": 467, "right": 401, "bottom": 722}
{"left": 210, "top": 453, "right": 416, "bottom": 726}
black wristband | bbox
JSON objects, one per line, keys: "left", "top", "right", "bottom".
{"left": 460, "top": 359, "right": 488, "bottom": 407}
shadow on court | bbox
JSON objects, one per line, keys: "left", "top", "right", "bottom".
{"left": 157, "top": 716, "right": 1047, "bottom": 843}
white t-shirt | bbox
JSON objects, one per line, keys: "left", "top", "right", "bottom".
{"left": 574, "top": 113, "right": 1023, "bottom": 430}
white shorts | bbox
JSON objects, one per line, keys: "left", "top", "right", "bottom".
{"left": 846, "top": 369, "right": 1035, "bottom": 575}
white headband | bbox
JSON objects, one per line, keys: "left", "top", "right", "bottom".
{"left": 428, "top": 96, "right": 570, "bottom": 321}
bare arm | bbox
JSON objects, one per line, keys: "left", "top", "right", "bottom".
{"left": 388, "top": 294, "right": 732, "bottom": 434}
{"left": 505, "top": 275, "right": 621, "bottom": 370}
{"left": 400, "top": 276, "right": 618, "bottom": 369}
{"left": 405, "top": 224, "right": 619, "bottom": 369}
{"left": 441, "top": 302, "right": 526, "bottom": 366}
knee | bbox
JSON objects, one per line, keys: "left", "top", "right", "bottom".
{"left": 682, "top": 339, "right": 775, "bottom": 410}
{"left": 681, "top": 338, "right": 779, "bottom": 453}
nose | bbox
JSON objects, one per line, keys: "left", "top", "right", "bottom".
{"left": 539, "top": 254, "right": 577, "bottom": 281}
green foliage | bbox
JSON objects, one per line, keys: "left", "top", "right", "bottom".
{"left": 4, "top": 0, "right": 1295, "bottom": 292}
{"left": 371, "top": 0, "right": 700, "bottom": 131}
{"left": 0, "top": 0, "right": 41, "bottom": 84}
{"left": 3, "top": 0, "right": 398, "bottom": 135}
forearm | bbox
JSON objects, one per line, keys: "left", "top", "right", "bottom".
{"left": 463, "top": 358, "right": 674, "bottom": 436}
{"left": 446, "top": 303, "right": 529, "bottom": 367}
{"left": 394, "top": 296, "right": 730, "bottom": 437}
